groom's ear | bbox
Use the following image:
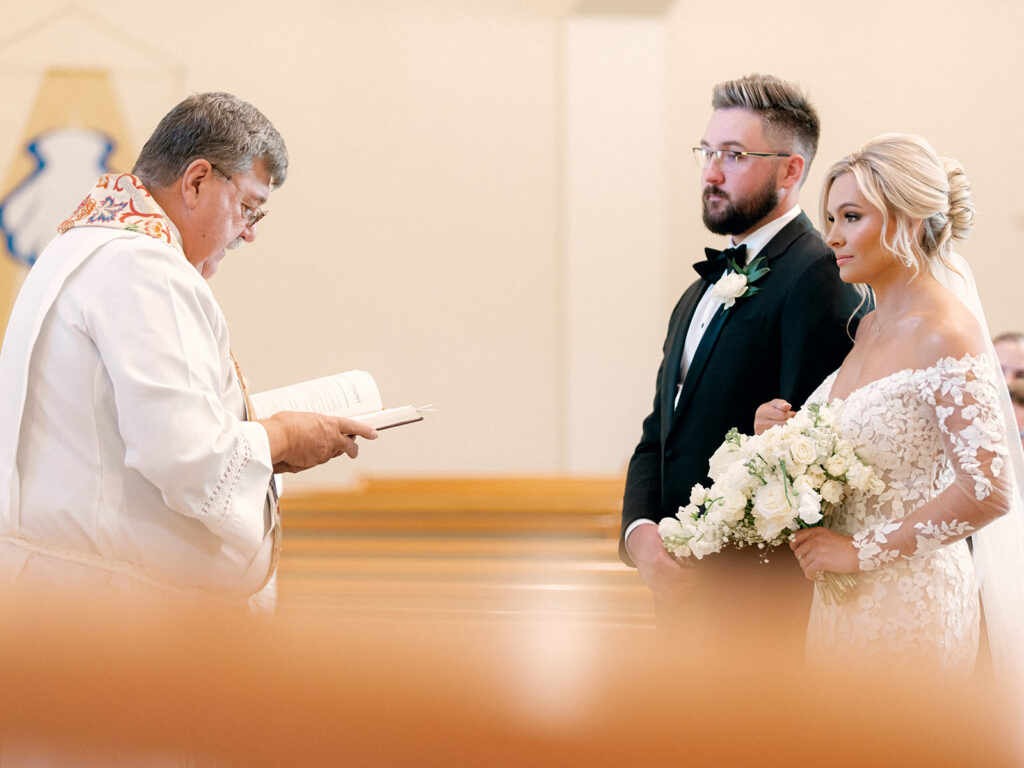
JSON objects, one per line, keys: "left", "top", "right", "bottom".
{"left": 779, "top": 154, "right": 806, "bottom": 190}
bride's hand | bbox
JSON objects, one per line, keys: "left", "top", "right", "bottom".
{"left": 753, "top": 399, "right": 794, "bottom": 435}
{"left": 790, "top": 527, "right": 859, "bottom": 579}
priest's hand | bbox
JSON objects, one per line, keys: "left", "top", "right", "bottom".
{"left": 754, "top": 398, "right": 794, "bottom": 435}
{"left": 259, "top": 411, "right": 378, "bottom": 473}
{"left": 627, "top": 523, "right": 692, "bottom": 602}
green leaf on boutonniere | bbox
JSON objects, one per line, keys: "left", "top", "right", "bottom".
{"left": 721, "top": 254, "right": 770, "bottom": 303}
{"left": 744, "top": 256, "right": 770, "bottom": 282}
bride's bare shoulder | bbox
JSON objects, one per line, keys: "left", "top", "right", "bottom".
{"left": 910, "top": 289, "right": 987, "bottom": 365}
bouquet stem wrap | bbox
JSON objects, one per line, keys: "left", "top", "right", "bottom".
{"left": 816, "top": 572, "right": 858, "bottom": 605}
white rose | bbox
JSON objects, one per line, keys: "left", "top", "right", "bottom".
{"left": 820, "top": 479, "right": 844, "bottom": 505}
{"left": 722, "top": 461, "right": 757, "bottom": 495}
{"left": 707, "top": 441, "right": 738, "bottom": 482}
{"left": 737, "top": 436, "right": 758, "bottom": 461}
{"left": 792, "top": 475, "right": 815, "bottom": 495}
{"left": 845, "top": 462, "right": 871, "bottom": 492}
{"left": 690, "top": 483, "right": 708, "bottom": 507}
{"left": 789, "top": 410, "right": 813, "bottom": 432}
{"left": 710, "top": 272, "right": 748, "bottom": 309}
{"left": 755, "top": 428, "right": 783, "bottom": 461}
{"left": 658, "top": 517, "right": 693, "bottom": 558}
{"left": 816, "top": 440, "right": 834, "bottom": 460}
{"left": 815, "top": 404, "right": 839, "bottom": 430}
{"left": 825, "top": 454, "right": 849, "bottom": 477}
{"left": 786, "top": 462, "right": 808, "bottom": 482}
{"left": 687, "top": 522, "right": 725, "bottom": 559}
{"left": 797, "top": 489, "right": 823, "bottom": 525}
{"left": 716, "top": 488, "right": 749, "bottom": 523}
{"left": 788, "top": 434, "right": 819, "bottom": 467}
{"left": 805, "top": 464, "right": 827, "bottom": 489}
{"left": 752, "top": 480, "right": 795, "bottom": 541}
{"left": 659, "top": 517, "right": 685, "bottom": 539}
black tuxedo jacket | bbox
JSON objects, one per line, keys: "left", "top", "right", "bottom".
{"left": 619, "top": 212, "right": 866, "bottom": 565}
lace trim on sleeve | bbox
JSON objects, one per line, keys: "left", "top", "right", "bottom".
{"left": 925, "top": 361, "right": 1009, "bottom": 501}
{"left": 854, "top": 518, "right": 977, "bottom": 571}
{"left": 851, "top": 355, "right": 1007, "bottom": 571}
{"left": 198, "top": 432, "right": 256, "bottom": 534}
{"left": 853, "top": 522, "right": 902, "bottom": 571}
{"left": 913, "top": 519, "right": 974, "bottom": 555}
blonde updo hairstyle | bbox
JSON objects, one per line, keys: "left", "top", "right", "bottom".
{"left": 820, "top": 133, "right": 974, "bottom": 277}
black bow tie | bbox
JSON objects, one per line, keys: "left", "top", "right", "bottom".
{"left": 694, "top": 244, "right": 747, "bottom": 282}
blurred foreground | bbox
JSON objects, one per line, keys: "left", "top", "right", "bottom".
{"left": 1, "top": 587, "right": 1020, "bottom": 767}
{"left": 3, "top": 479, "right": 1019, "bottom": 764}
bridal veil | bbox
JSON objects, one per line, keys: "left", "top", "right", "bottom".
{"left": 933, "top": 252, "right": 1024, "bottom": 686}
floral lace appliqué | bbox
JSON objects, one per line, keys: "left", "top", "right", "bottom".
{"left": 802, "top": 353, "right": 1004, "bottom": 671}
{"left": 913, "top": 519, "right": 974, "bottom": 557}
{"left": 853, "top": 521, "right": 902, "bottom": 570}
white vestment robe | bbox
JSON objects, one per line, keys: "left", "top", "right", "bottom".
{"left": 0, "top": 225, "right": 275, "bottom": 602}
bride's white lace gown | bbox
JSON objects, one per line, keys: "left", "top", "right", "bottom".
{"left": 803, "top": 353, "right": 1012, "bottom": 671}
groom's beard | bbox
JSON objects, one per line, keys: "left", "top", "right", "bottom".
{"left": 702, "top": 174, "right": 779, "bottom": 236}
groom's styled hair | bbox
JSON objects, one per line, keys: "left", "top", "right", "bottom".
{"left": 712, "top": 74, "right": 820, "bottom": 180}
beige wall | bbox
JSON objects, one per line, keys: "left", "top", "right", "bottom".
{"left": 3, "top": 0, "right": 1023, "bottom": 487}
{"left": 216, "top": 2, "right": 572, "bottom": 485}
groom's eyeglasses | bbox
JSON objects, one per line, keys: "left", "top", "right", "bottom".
{"left": 693, "top": 147, "right": 791, "bottom": 174}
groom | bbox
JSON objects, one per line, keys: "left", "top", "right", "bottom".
{"left": 620, "top": 74, "right": 864, "bottom": 647}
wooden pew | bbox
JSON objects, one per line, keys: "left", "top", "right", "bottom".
{"left": 276, "top": 475, "right": 654, "bottom": 627}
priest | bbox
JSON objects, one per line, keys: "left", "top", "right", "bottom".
{"left": 0, "top": 93, "right": 376, "bottom": 608}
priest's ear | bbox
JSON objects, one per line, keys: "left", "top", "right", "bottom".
{"left": 779, "top": 154, "right": 806, "bottom": 190}
{"left": 180, "top": 159, "right": 215, "bottom": 210}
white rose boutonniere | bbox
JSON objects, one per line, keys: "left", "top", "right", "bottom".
{"left": 711, "top": 273, "right": 748, "bottom": 309}
{"left": 710, "top": 255, "right": 770, "bottom": 310}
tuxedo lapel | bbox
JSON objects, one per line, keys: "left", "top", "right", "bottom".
{"left": 671, "top": 303, "right": 728, "bottom": 422}
{"left": 659, "top": 282, "right": 709, "bottom": 438}
{"left": 754, "top": 212, "right": 812, "bottom": 265}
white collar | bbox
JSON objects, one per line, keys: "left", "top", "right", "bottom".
{"left": 729, "top": 205, "right": 802, "bottom": 263}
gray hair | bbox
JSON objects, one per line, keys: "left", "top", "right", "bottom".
{"left": 711, "top": 74, "right": 820, "bottom": 180}
{"left": 820, "top": 133, "right": 974, "bottom": 278}
{"left": 132, "top": 92, "right": 288, "bottom": 189}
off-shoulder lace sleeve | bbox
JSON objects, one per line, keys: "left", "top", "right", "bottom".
{"left": 853, "top": 355, "right": 1013, "bottom": 570}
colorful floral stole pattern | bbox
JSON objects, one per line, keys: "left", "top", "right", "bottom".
{"left": 59, "top": 173, "right": 183, "bottom": 253}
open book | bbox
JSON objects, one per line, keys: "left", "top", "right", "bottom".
{"left": 249, "top": 370, "right": 426, "bottom": 432}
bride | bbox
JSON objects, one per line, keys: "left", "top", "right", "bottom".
{"left": 754, "top": 134, "right": 1024, "bottom": 676}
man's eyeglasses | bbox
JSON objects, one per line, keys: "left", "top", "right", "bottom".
{"left": 210, "top": 164, "right": 268, "bottom": 227}
{"left": 692, "top": 147, "right": 791, "bottom": 173}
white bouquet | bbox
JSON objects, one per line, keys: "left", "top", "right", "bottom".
{"left": 658, "top": 401, "right": 883, "bottom": 603}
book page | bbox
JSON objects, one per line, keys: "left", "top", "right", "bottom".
{"left": 249, "top": 370, "right": 383, "bottom": 420}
